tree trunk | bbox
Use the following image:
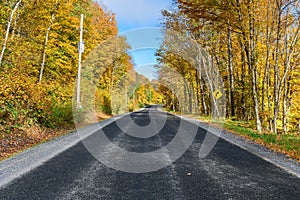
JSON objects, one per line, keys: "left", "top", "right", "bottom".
{"left": 188, "top": 83, "right": 193, "bottom": 113}
{"left": 238, "top": 37, "right": 247, "bottom": 121}
{"left": 236, "top": 0, "right": 249, "bottom": 122}
{"left": 200, "top": 77, "right": 208, "bottom": 115}
{"left": 248, "top": 0, "right": 262, "bottom": 133}
{"left": 183, "top": 76, "right": 188, "bottom": 113}
{"left": 39, "top": 0, "right": 60, "bottom": 83}
{"left": 197, "top": 66, "right": 208, "bottom": 115}
{"left": 227, "top": 29, "right": 235, "bottom": 117}
{"left": 194, "top": 68, "right": 201, "bottom": 114}
{"left": 282, "top": 78, "right": 289, "bottom": 133}
{"left": 0, "top": 0, "right": 22, "bottom": 67}
{"left": 261, "top": 0, "right": 272, "bottom": 124}
{"left": 273, "top": 1, "right": 282, "bottom": 134}
{"left": 298, "top": 119, "right": 300, "bottom": 134}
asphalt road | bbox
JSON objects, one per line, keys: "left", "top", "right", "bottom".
{"left": 0, "top": 107, "right": 299, "bottom": 199}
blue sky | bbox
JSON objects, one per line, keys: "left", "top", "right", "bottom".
{"left": 100, "top": 0, "right": 172, "bottom": 80}
{"left": 100, "top": 0, "right": 171, "bottom": 31}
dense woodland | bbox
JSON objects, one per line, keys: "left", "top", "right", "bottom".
{"left": 0, "top": 0, "right": 299, "bottom": 159}
{"left": 0, "top": 0, "right": 161, "bottom": 156}
{"left": 157, "top": 0, "right": 300, "bottom": 135}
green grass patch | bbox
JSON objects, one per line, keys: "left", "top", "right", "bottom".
{"left": 191, "top": 115, "right": 300, "bottom": 161}
{"left": 223, "top": 119, "right": 300, "bottom": 161}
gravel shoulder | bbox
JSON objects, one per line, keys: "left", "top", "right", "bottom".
{"left": 179, "top": 115, "right": 300, "bottom": 178}
{"left": 0, "top": 118, "right": 116, "bottom": 188}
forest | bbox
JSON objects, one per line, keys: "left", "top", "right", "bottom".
{"left": 0, "top": 0, "right": 299, "bottom": 160}
{"left": 157, "top": 0, "right": 300, "bottom": 135}
{"left": 0, "top": 0, "right": 161, "bottom": 158}
{"left": 155, "top": 0, "right": 300, "bottom": 160}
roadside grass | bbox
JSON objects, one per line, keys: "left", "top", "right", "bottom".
{"left": 196, "top": 115, "right": 300, "bottom": 162}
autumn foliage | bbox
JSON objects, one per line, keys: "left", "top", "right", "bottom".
{"left": 0, "top": 0, "right": 123, "bottom": 158}
{"left": 157, "top": 0, "right": 300, "bottom": 135}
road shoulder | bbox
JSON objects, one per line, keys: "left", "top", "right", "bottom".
{"left": 0, "top": 118, "right": 116, "bottom": 188}
{"left": 179, "top": 115, "right": 300, "bottom": 178}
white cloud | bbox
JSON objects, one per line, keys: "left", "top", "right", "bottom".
{"left": 100, "top": 0, "right": 171, "bottom": 26}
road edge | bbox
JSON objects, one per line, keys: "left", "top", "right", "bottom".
{"left": 178, "top": 115, "right": 300, "bottom": 178}
{"left": 0, "top": 117, "right": 118, "bottom": 188}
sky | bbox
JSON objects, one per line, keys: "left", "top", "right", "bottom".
{"left": 100, "top": 0, "right": 171, "bottom": 32}
{"left": 100, "top": 0, "right": 172, "bottom": 80}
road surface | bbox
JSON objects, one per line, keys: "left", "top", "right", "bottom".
{"left": 0, "top": 106, "right": 299, "bottom": 199}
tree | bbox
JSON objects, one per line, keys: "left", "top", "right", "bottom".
{"left": 165, "top": 0, "right": 300, "bottom": 134}
{"left": 0, "top": 0, "right": 22, "bottom": 67}
{"left": 39, "top": 0, "right": 60, "bottom": 83}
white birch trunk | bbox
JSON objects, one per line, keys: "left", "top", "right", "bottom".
{"left": 0, "top": 0, "right": 22, "bottom": 67}
{"left": 39, "top": 0, "right": 60, "bottom": 83}
{"left": 39, "top": 13, "right": 56, "bottom": 83}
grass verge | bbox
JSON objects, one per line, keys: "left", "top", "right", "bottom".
{"left": 223, "top": 119, "right": 300, "bottom": 162}
{"left": 193, "top": 115, "right": 300, "bottom": 162}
